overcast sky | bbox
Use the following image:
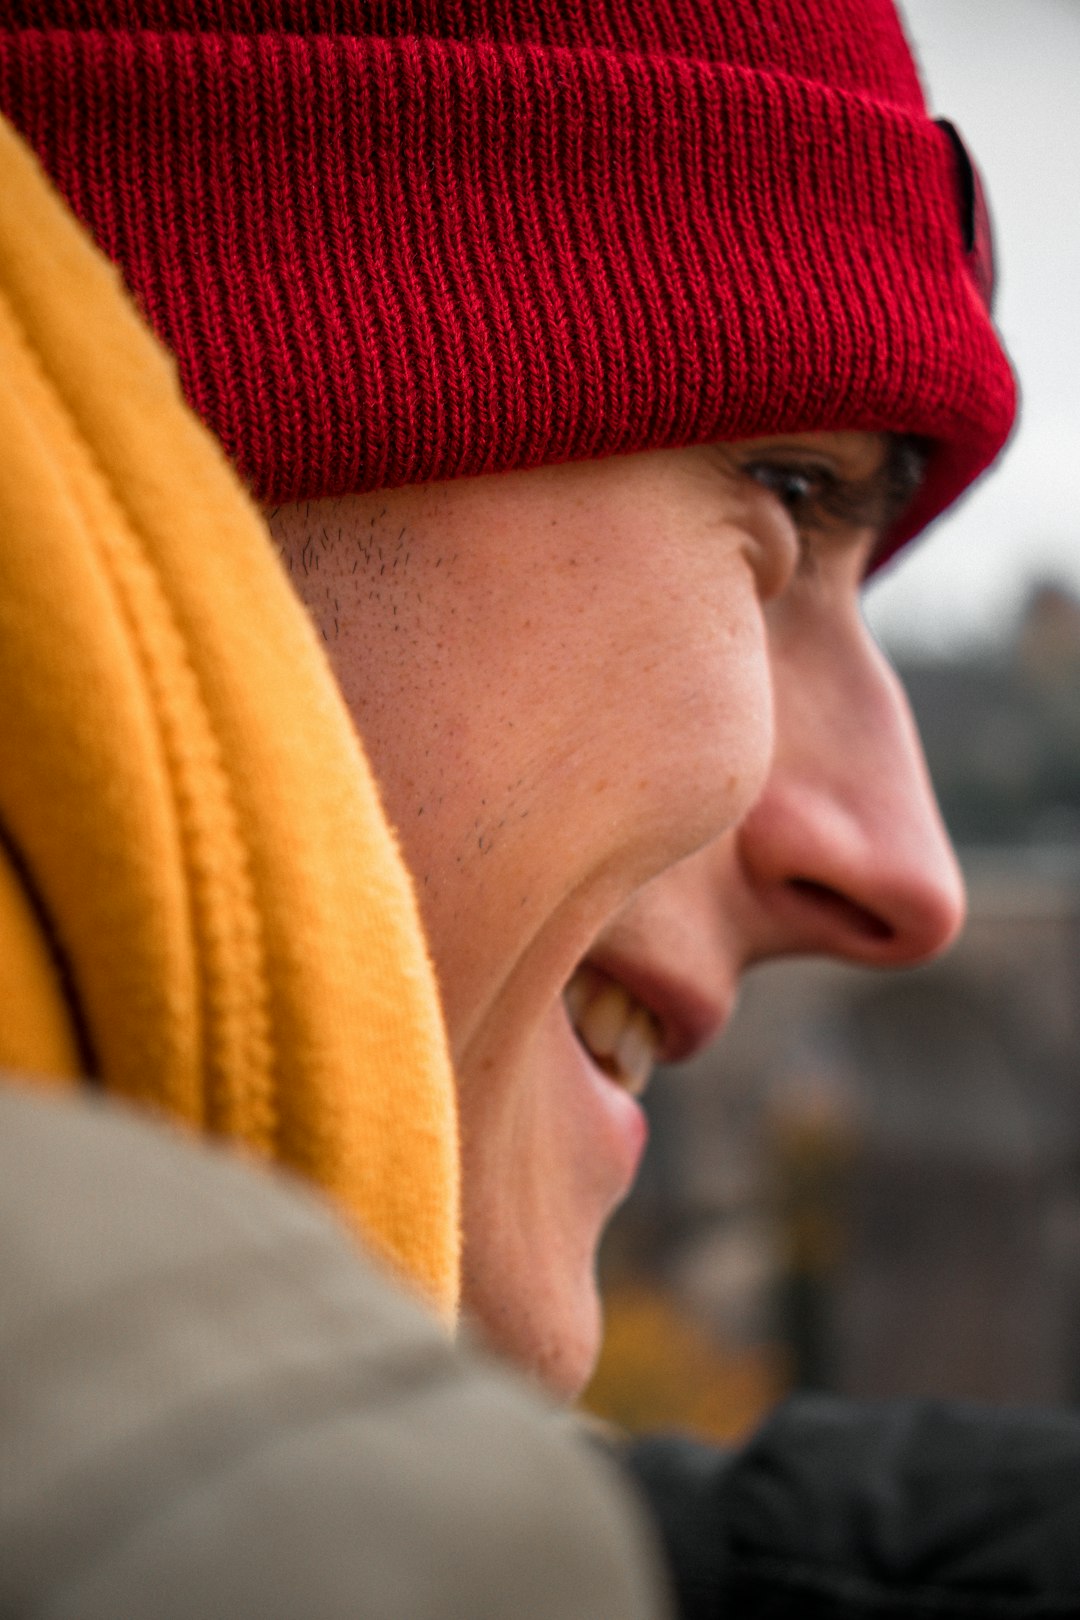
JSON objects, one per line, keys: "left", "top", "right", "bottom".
{"left": 865, "top": 0, "right": 1080, "bottom": 656}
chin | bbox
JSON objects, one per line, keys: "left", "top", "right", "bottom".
{"left": 463, "top": 1259, "right": 605, "bottom": 1402}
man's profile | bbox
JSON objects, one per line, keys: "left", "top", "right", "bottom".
{"left": 3, "top": 5, "right": 1066, "bottom": 1618}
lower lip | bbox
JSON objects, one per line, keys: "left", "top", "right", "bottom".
{"left": 560, "top": 1007, "right": 650, "bottom": 1196}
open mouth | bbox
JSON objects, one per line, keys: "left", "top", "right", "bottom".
{"left": 564, "top": 963, "right": 663, "bottom": 1099}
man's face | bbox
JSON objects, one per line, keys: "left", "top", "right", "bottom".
{"left": 270, "top": 431, "right": 963, "bottom": 1395}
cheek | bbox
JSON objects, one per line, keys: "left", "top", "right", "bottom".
{"left": 286, "top": 499, "right": 776, "bottom": 1049}
{"left": 625, "top": 565, "right": 776, "bottom": 854}
{"left": 427, "top": 552, "right": 778, "bottom": 913}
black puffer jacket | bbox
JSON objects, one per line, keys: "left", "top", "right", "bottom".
{"left": 626, "top": 1397, "right": 1080, "bottom": 1618}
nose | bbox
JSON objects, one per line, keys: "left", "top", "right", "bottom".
{"left": 735, "top": 615, "right": 965, "bottom": 967}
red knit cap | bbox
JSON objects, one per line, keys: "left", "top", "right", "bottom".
{"left": 0, "top": 1, "right": 1016, "bottom": 559}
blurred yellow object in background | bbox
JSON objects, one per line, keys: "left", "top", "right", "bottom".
{"left": 584, "top": 1282, "right": 789, "bottom": 1444}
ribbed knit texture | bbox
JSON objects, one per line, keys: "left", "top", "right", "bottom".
{"left": 0, "top": 113, "right": 460, "bottom": 1317}
{"left": 0, "top": 1, "right": 1015, "bottom": 560}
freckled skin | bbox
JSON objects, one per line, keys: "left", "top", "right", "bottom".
{"left": 269, "top": 436, "right": 963, "bottom": 1395}
{"left": 272, "top": 456, "right": 774, "bottom": 1056}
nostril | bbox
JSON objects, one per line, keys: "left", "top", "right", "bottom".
{"left": 788, "top": 878, "right": 896, "bottom": 943}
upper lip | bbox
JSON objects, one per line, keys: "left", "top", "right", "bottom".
{"left": 579, "top": 940, "right": 733, "bottom": 1067}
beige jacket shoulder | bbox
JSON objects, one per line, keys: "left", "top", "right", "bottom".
{"left": 0, "top": 1082, "right": 669, "bottom": 1619}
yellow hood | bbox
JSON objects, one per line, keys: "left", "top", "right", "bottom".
{"left": 0, "top": 116, "right": 460, "bottom": 1319}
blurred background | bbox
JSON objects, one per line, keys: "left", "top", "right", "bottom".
{"left": 585, "top": 0, "right": 1080, "bottom": 1440}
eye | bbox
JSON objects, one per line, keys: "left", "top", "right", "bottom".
{"left": 738, "top": 458, "right": 846, "bottom": 583}
{"left": 743, "top": 460, "right": 830, "bottom": 533}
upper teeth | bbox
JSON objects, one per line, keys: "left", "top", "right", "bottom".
{"left": 564, "top": 965, "right": 662, "bottom": 1098}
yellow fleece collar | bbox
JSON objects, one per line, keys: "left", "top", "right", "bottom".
{"left": 0, "top": 115, "right": 459, "bottom": 1320}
